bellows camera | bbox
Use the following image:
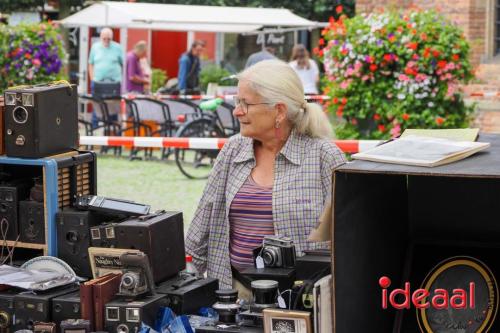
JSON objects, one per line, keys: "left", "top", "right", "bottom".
{"left": 260, "top": 236, "right": 296, "bottom": 268}
{"left": 118, "top": 252, "right": 156, "bottom": 298}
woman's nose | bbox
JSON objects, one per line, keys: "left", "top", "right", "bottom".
{"left": 233, "top": 105, "right": 245, "bottom": 117}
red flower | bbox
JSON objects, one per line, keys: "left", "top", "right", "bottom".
{"left": 452, "top": 54, "right": 460, "bottom": 61}
{"left": 329, "top": 16, "right": 335, "bottom": 25}
{"left": 318, "top": 38, "right": 325, "bottom": 46}
{"left": 313, "top": 47, "right": 320, "bottom": 55}
{"left": 341, "top": 49, "right": 348, "bottom": 55}
{"left": 435, "top": 117, "right": 444, "bottom": 126}
{"left": 437, "top": 60, "right": 447, "bottom": 69}
{"left": 383, "top": 54, "right": 392, "bottom": 62}
{"left": 423, "top": 47, "right": 431, "bottom": 58}
{"left": 332, "top": 97, "right": 339, "bottom": 104}
{"left": 336, "top": 105, "right": 344, "bottom": 117}
{"left": 420, "top": 33, "right": 427, "bottom": 41}
{"left": 378, "top": 124, "right": 386, "bottom": 132}
{"left": 373, "top": 114, "right": 381, "bottom": 121}
{"left": 369, "top": 64, "right": 378, "bottom": 72}
{"left": 351, "top": 118, "right": 358, "bottom": 125}
{"left": 388, "top": 35, "right": 396, "bottom": 43}
{"left": 432, "top": 50, "right": 440, "bottom": 57}
{"left": 402, "top": 113, "right": 410, "bottom": 121}
{"left": 404, "top": 67, "right": 417, "bottom": 76}
{"left": 336, "top": 5, "right": 343, "bottom": 14}
{"left": 341, "top": 97, "right": 347, "bottom": 105}
{"left": 25, "top": 53, "right": 31, "bottom": 59}
{"left": 406, "top": 42, "right": 418, "bottom": 50}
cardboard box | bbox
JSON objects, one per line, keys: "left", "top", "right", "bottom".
{"left": 331, "top": 133, "right": 500, "bottom": 332}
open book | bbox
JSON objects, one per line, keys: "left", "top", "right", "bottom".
{"left": 351, "top": 135, "right": 490, "bottom": 167}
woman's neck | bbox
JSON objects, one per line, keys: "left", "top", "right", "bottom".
{"left": 255, "top": 127, "right": 292, "bottom": 155}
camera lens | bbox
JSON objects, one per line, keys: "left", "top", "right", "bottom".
{"left": 117, "top": 324, "right": 129, "bottom": 333}
{"left": 262, "top": 247, "right": 279, "bottom": 267}
{"left": 0, "top": 312, "right": 10, "bottom": 328}
{"left": 251, "top": 280, "right": 279, "bottom": 307}
{"left": 122, "top": 273, "right": 136, "bottom": 288}
{"left": 213, "top": 289, "right": 240, "bottom": 324}
{"left": 12, "top": 106, "right": 28, "bottom": 124}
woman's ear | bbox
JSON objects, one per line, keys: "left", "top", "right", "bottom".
{"left": 275, "top": 102, "right": 288, "bottom": 123}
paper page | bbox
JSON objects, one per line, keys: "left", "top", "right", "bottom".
{"left": 400, "top": 128, "right": 479, "bottom": 142}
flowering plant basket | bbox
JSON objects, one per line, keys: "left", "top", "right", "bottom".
{"left": 317, "top": 9, "right": 475, "bottom": 139}
{"left": 0, "top": 22, "right": 66, "bottom": 92}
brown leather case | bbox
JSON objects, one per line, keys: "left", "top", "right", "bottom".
{"left": 0, "top": 96, "right": 4, "bottom": 155}
{"left": 93, "top": 273, "right": 122, "bottom": 331}
{"left": 80, "top": 273, "right": 121, "bottom": 331}
{"left": 33, "top": 322, "right": 56, "bottom": 333}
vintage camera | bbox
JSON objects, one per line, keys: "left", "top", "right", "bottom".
{"left": 0, "top": 289, "right": 17, "bottom": 333}
{"left": 156, "top": 273, "right": 218, "bottom": 315}
{"left": 260, "top": 236, "right": 296, "bottom": 268}
{"left": 118, "top": 252, "right": 156, "bottom": 298}
{"left": 60, "top": 319, "right": 91, "bottom": 333}
{"left": 104, "top": 294, "right": 166, "bottom": 333}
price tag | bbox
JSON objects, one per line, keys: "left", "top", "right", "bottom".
{"left": 277, "top": 295, "right": 287, "bottom": 309}
{"left": 256, "top": 256, "right": 264, "bottom": 269}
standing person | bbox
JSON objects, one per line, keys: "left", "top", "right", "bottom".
{"left": 125, "top": 40, "right": 148, "bottom": 93}
{"left": 177, "top": 40, "right": 206, "bottom": 94}
{"left": 244, "top": 46, "right": 277, "bottom": 69}
{"left": 88, "top": 28, "right": 124, "bottom": 127}
{"left": 185, "top": 60, "right": 346, "bottom": 296}
{"left": 289, "top": 44, "right": 320, "bottom": 95}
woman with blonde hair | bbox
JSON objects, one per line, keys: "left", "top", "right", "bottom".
{"left": 185, "top": 60, "right": 345, "bottom": 297}
{"left": 289, "top": 44, "right": 320, "bottom": 94}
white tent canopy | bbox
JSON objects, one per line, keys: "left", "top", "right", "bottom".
{"left": 61, "top": 1, "right": 323, "bottom": 33}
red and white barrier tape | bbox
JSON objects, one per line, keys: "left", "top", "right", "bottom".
{"left": 466, "top": 91, "right": 500, "bottom": 98}
{"left": 79, "top": 136, "right": 381, "bottom": 154}
{"left": 123, "top": 94, "right": 331, "bottom": 101}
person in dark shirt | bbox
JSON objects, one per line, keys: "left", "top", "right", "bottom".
{"left": 177, "top": 40, "right": 206, "bottom": 94}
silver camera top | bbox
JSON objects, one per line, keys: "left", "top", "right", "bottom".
{"left": 262, "top": 235, "right": 294, "bottom": 247}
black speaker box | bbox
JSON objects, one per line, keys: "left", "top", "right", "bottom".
{"left": 332, "top": 134, "right": 500, "bottom": 333}
{"left": 0, "top": 179, "right": 31, "bottom": 241}
{"left": 56, "top": 209, "right": 111, "bottom": 278}
{"left": 3, "top": 84, "right": 78, "bottom": 158}
{"left": 52, "top": 291, "right": 81, "bottom": 327}
{"left": 13, "top": 284, "right": 79, "bottom": 330}
{"left": 156, "top": 275, "right": 219, "bottom": 315}
{"left": 19, "top": 200, "right": 45, "bottom": 244}
{"left": 0, "top": 289, "right": 19, "bottom": 333}
{"left": 114, "top": 211, "right": 185, "bottom": 282}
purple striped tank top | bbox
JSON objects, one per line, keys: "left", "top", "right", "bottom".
{"left": 229, "top": 175, "right": 274, "bottom": 269}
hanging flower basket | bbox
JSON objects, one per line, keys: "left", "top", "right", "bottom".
{"left": 317, "top": 9, "right": 475, "bottom": 139}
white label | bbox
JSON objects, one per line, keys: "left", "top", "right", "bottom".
{"left": 277, "top": 295, "right": 286, "bottom": 309}
{"left": 256, "top": 256, "right": 264, "bottom": 269}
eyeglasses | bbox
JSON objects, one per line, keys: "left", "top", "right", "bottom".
{"left": 233, "top": 96, "right": 272, "bottom": 114}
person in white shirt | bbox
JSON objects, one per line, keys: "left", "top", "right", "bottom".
{"left": 289, "top": 44, "right": 320, "bottom": 95}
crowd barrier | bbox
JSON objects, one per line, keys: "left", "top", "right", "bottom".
{"left": 79, "top": 136, "right": 382, "bottom": 154}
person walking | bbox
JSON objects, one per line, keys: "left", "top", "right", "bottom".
{"left": 289, "top": 44, "right": 320, "bottom": 95}
{"left": 177, "top": 40, "right": 206, "bottom": 94}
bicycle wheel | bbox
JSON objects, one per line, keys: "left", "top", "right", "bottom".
{"left": 175, "top": 117, "right": 225, "bottom": 179}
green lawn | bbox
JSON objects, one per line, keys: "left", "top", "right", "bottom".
{"left": 96, "top": 154, "right": 207, "bottom": 229}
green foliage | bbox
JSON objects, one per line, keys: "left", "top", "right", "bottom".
{"left": 319, "top": 10, "right": 475, "bottom": 139}
{"left": 151, "top": 68, "right": 168, "bottom": 93}
{"left": 0, "top": 23, "right": 67, "bottom": 92}
{"left": 199, "top": 65, "right": 236, "bottom": 92}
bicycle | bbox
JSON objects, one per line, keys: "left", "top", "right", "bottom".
{"left": 174, "top": 98, "right": 238, "bottom": 179}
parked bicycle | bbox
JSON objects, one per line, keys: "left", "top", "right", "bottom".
{"left": 174, "top": 97, "right": 238, "bottom": 179}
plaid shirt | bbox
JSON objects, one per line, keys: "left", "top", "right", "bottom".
{"left": 185, "top": 130, "right": 346, "bottom": 288}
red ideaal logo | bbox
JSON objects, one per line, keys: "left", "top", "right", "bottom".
{"left": 379, "top": 276, "right": 475, "bottom": 309}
